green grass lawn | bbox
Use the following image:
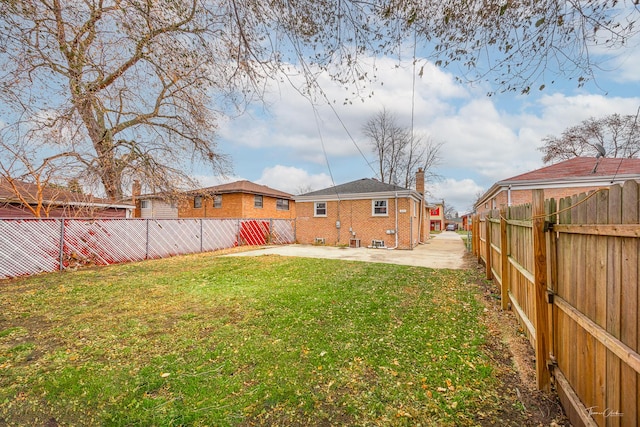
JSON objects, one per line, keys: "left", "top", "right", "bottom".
{"left": 1, "top": 252, "right": 514, "bottom": 426}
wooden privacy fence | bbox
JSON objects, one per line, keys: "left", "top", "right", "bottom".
{"left": 472, "top": 180, "right": 640, "bottom": 427}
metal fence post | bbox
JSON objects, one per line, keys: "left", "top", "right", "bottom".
{"left": 269, "top": 219, "right": 273, "bottom": 244}
{"left": 145, "top": 219, "right": 150, "bottom": 260}
{"left": 200, "top": 219, "right": 204, "bottom": 253}
{"left": 59, "top": 219, "right": 65, "bottom": 271}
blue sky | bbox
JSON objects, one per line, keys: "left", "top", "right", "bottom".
{"left": 196, "top": 40, "right": 640, "bottom": 214}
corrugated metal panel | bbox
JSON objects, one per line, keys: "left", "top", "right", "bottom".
{"left": 0, "top": 218, "right": 295, "bottom": 279}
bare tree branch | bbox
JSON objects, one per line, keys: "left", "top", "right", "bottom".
{"left": 363, "top": 108, "right": 443, "bottom": 189}
{"left": 539, "top": 112, "right": 640, "bottom": 163}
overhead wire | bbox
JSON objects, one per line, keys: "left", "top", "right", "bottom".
{"left": 277, "top": 9, "right": 378, "bottom": 184}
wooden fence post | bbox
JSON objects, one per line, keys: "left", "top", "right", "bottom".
{"left": 532, "top": 189, "right": 551, "bottom": 391}
{"left": 485, "top": 213, "right": 492, "bottom": 280}
{"left": 500, "top": 208, "right": 509, "bottom": 311}
{"left": 474, "top": 215, "right": 481, "bottom": 262}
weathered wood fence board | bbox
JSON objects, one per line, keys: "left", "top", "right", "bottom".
{"left": 472, "top": 180, "right": 640, "bottom": 427}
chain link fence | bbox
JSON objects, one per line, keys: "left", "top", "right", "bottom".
{"left": 0, "top": 218, "right": 295, "bottom": 279}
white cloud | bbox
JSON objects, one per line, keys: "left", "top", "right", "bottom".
{"left": 430, "top": 178, "right": 485, "bottom": 213}
{"left": 257, "top": 165, "right": 333, "bottom": 195}
{"left": 211, "top": 51, "right": 640, "bottom": 214}
{"left": 218, "top": 56, "right": 469, "bottom": 165}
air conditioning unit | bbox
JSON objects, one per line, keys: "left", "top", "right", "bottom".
{"left": 314, "top": 237, "right": 325, "bottom": 245}
{"left": 371, "top": 239, "right": 385, "bottom": 248}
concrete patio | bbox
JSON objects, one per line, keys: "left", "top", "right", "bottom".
{"left": 225, "top": 231, "right": 469, "bottom": 269}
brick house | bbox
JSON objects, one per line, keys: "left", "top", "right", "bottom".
{"left": 428, "top": 201, "right": 445, "bottom": 231}
{"left": 295, "top": 170, "right": 431, "bottom": 250}
{"left": 179, "top": 180, "right": 295, "bottom": 219}
{"left": 0, "top": 178, "right": 134, "bottom": 218}
{"left": 132, "top": 180, "right": 296, "bottom": 220}
{"left": 475, "top": 157, "right": 640, "bottom": 216}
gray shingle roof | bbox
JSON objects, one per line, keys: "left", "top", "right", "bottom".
{"left": 301, "top": 178, "right": 408, "bottom": 196}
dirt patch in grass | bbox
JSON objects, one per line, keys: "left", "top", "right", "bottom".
{"left": 468, "top": 254, "right": 569, "bottom": 426}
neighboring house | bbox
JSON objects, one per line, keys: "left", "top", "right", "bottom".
{"left": 0, "top": 178, "right": 134, "bottom": 218}
{"left": 135, "top": 196, "right": 179, "bottom": 219}
{"left": 295, "top": 169, "right": 431, "bottom": 250}
{"left": 131, "top": 180, "right": 296, "bottom": 220}
{"left": 128, "top": 181, "right": 179, "bottom": 219}
{"left": 429, "top": 201, "right": 445, "bottom": 231}
{"left": 475, "top": 157, "right": 640, "bottom": 216}
{"left": 179, "top": 180, "right": 296, "bottom": 219}
{"left": 461, "top": 213, "right": 472, "bottom": 231}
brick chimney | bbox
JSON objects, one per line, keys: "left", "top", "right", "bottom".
{"left": 132, "top": 180, "right": 142, "bottom": 218}
{"left": 416, "top": 168, "right": 425, "bottom": 196}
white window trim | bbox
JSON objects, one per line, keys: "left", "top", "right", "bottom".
{"left": 314, "top": 201, "right": 327, "bottom": 217}
{"left": 254, "top": 195, "right": 263, "bottom": 208}
{"left": 372, "top": 199, "right": 388, "bottom": 216}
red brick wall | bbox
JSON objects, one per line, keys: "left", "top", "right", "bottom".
{"left": 296, "top": 197, "right": 421, "bottom": 249}
{"left": 179, "top": 193, "right": 296, "bottom": 219}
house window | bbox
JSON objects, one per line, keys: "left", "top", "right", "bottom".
{"left": 140, "top": 200, "right": 150, "bottom": 209}
{"left": 372, "top": 199, "right": 388, "bottom": 216}
{"left": 254, "top": 195, "right": 263, "bottom": 208}
{"left": 276, "top": 199, "right": 289, "bottom": 211}
{"left": 315, "top": 202, "right": 327, "bottom": 217}
{"left": 194, "top": 196, "right": 203, "bottom": 208}
{"left": 213, "top": 195, "right": 222, "bottom": 208}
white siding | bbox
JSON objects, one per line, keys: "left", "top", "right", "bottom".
{"left": 140, "top": 200, "right": 178, "bottom": 219}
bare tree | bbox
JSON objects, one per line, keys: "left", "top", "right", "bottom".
{"left": 1, "top": 0, "right": 637, "bottom": 201}
{"left": 413, "top": 1, "right": 640, "bottom": 94}
{"left": 0, "top": 0, "right": 259, "bottom": 200}
{"left": 0, "top": 133, "right": 85, "bottom": 217}
{"left": 444, "top": 204, "right": 458, "bottom": 220}
{"left": 539, "top": 113, "right": 640, "bottom": 163}
{"left": 363, "top": 108, "right": 443, "bottom": 189}
{"left": 296, "top": 184, "right": 315, "bottom": 195}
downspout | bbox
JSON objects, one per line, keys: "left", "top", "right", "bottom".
{"left": 507, "top": 185, "right": 512, "bottom": 207}
{"left": 387, "top": 192, "right": 399, "bottom": 250}
{"left": 419, "top": 198, "right": 426, "bottom": 244}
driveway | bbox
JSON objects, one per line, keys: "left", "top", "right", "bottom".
{"left": 225, "top": 231, "right": 469, "bottom": 269}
